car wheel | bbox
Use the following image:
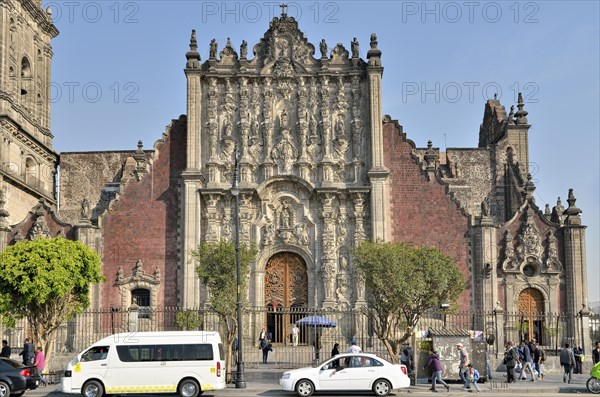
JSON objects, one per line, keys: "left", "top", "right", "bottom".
{"left": 295, "top": 379, "right": 314, "bottom": 397}
{"left": 177, "top": 378, "right": 201, "bottom": 397}
{"left": 373, "top": 378, "right": 391, "bottom": 396}
{"left": 0, "top": 382, "right": 10, "bottom": 397}
{"left": 82, "top": 380, "right": 104, "bottom": 397}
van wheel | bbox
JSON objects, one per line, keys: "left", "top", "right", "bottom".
{"left": 295, "top": 379, "right": 314, "bottom": 397}
{"left": 82, "top": 380, "right": 104, "bottom": 397}
{"left": 0, "top": 382, "right": 10, "bottom": 397}
{"left": 178, "top": 379, "right": 201, "bottom": 397}
{"left": 373, "top": 378, "right": 391, "bottom": 396}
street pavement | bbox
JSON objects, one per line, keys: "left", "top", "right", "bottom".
{"left": 27, "top": 366, "right": 592, "bottom": 396}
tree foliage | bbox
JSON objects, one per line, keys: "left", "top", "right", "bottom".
{"left": 0, "top": 237, "right": 105, "bottom": 361}
{"left": 353, "top": 241, "right": 465, "bottom": 363}
{"left": 192, "top": 239, "right": 257, "bottom": 382}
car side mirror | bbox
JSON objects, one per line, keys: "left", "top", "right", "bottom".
{"left": 322, "top": 364, "right": 329, "bottom": 370}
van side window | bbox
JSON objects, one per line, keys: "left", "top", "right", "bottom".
{"left": 116, "top": 344, "right": 214, "bottom": 362}
{"left": 81, "top": 346, "right": 110, "bottom": 362}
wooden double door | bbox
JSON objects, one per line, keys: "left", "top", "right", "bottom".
{"left": 518, "top": 288, "right": 546, "bottom": 344}
{"left": 264, "top": 252, "right": 308, "bottom": 344}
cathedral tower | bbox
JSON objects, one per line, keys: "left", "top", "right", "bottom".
{"left": 0, "top": 0, "right": 59, "bottom": 224}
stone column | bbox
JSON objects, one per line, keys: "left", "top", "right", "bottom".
{"left": 180, "top": 31, "right": 204, "bottom": 308}
{"left": 366, "top": 34, "right": 389, "bottom": 241}
{"left": 562, "top": 189, "right": 590, "bottom": 348}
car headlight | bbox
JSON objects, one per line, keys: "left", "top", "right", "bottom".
{"left": 282, "top": 373, "right": 290, "bottom": 380}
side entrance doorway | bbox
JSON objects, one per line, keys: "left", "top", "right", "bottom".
{"left": 517, "top": 287, "right": 546, "bottom": 344}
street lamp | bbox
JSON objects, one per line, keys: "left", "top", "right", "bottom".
{"left": 231, "top": 144, "right": 245, "bottom": 389}
{"left": 441, "top": 302, "right": 450, "bottom": 328}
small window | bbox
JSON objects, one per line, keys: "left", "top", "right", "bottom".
{"left": 523, "top": 264, "right": 536, "bottom": 277}
{"left": 132, "top": 288, "right": 150, "bottom": 318}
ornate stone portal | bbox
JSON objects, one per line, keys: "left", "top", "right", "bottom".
{"left": 181, "top": 10, "right": 384, "bottom": 310}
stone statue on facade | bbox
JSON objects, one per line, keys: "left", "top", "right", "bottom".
{"left": 319, "top": 39, "right": 327, "bottom": 58}
{"left": 240, "top": 40, "right": 248, "bottom": 58}
{"left": 335, "top": 114, "right": 345, "bottom": 137}
{"left": 351, "top": 37, "right": 359, "bottom": 58}
{"left": 209, "top": 39, "right": 217, "bottom": 58}
{"left": 80, "top": 198, "right": 90, "bottom": 219}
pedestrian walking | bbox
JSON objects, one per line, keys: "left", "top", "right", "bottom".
{"left": 0, "top": 340, "right": 10, "bottom": 358}
{"left": 259, "top": 327, "right": 267, "bottom": 342}
{"left": 424, "top": 349, "right": 450, "bottom": 392}
{"left": 518, "top": 340, "right": 535, "bottom": 381}
{"left": 593, "top": 341, "right": 600, "bottom": 365}
{"left": 574, "top": 345, "right": 584, "bottom": 374}
{"left": 466, "top": 363, "right": 481, "bottom": 392}
{"left": 331, "top": 343, "right": 340, "bottom": 367}
{"left": 33, "top": 346, "right": 48, "bottom": 387}
{"left": 560, "top": 343, "right": 576, "bottom": 383}
{"left": 456, "top": 343, "right": 470, "bottom": 389}
{"left": 291, "top": 324, "right": 299, "bottom": 347}
{"left": 532, "top": 343, "right": 545, "bottom": 380}
{"left": 503, "top": 341, "right": 518, "bottom": 384}
{"left": 19, "top": 337, "right": 34, "bottom": 366}
{"left": 260, "top": 337, "right": 272, "bottom": 364}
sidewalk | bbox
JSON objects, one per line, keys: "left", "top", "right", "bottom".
{"left": 214, "top": 366, "right": 591, "bottom": 394}
{"left": 32, "top": 367, "right": 591, "bottom": 395}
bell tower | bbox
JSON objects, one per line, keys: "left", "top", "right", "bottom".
{"left": 0, "top": 0, "right": 59, "bottom": 224}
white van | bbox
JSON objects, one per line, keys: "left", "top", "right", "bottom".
{"left": 61, "top": 331, "right": 226, "bottom": 397}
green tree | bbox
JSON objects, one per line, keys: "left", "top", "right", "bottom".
{"left": 0, "top": 237, "right": 104, "bottom": 362}
{"left": 175, "top": 309, "right": 204, "bottom": 330}
{"left": 192, "top": 239, "right": 257, "bottom": 383}
{"left": 354, "top": 241, "right": 465, "bottom": 363}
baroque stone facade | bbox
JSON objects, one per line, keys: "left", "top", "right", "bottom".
{"left": 0, "top": 3, "right": 591, "bottom": 347}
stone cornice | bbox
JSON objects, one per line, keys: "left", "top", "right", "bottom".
{"left": 0, "top": 117, "right": 57, "bottom": 163}
{"left": 0, "top": 93, "right": 54, "bottom": 138}
{"left": 17, "top": 0, "right": 59, "bottom": 38}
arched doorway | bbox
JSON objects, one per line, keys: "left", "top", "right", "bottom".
{"left": 517, "top": 288, "right": 545, "bottom": 344}
{"left": 264, "top": 252, "right": 308, "bottom": 344}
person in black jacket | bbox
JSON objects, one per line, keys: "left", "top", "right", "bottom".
{"left": 331, "top": 343, "right": 340, "bottom": 367}
{"left": 593, "top": 341, "right": 600, "bottom": 364}
{"left": 504, "top": 341, "right": 518, "bottom": 383}
{"left": 19, "top": 337, "right": 34, "bottom": 366}
{"left": 0, "top": 340, "right": 11, "bottom": 358}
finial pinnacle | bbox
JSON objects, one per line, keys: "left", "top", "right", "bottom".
{"left": 515, "top": 92, "right": 529, "bottom": 125}
{"left": 185, "top": 29, "right": 201, "bottom": 67}
{"left": 280, "top": 3, "right": 288, "bottom": 17}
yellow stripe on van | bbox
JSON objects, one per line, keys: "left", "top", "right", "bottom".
{"left": 105, "top": 385, "right": 177, "bottom": 393}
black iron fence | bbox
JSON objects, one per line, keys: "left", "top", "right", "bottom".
{"left": 1, "top": 306, "right": 597, "bottom": 372}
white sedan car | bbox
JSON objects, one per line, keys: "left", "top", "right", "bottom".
{"left": 279, "top": 352, "right": 410, "bottom": 397}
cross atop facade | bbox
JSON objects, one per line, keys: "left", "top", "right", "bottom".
{"left": 280, "top": 3, "right": 288, "bottom": 17}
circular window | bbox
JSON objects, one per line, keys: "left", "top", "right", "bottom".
{"left": 523, "top": 264, "right": 536, "bottom": 277}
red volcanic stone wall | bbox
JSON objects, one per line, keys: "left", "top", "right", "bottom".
{"left": 383, "top": 121, "right": 471, "bottom": 310}
{"left": 100, "top": 118, "right": 186, "bottom": 309}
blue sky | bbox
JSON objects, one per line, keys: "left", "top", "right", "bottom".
{"left": 46, "top": 1, "right": 599, "bottom": 303}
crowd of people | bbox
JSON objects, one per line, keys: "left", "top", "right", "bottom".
{"left": 0, "top": 337, "right": 48, "bottom": 386}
